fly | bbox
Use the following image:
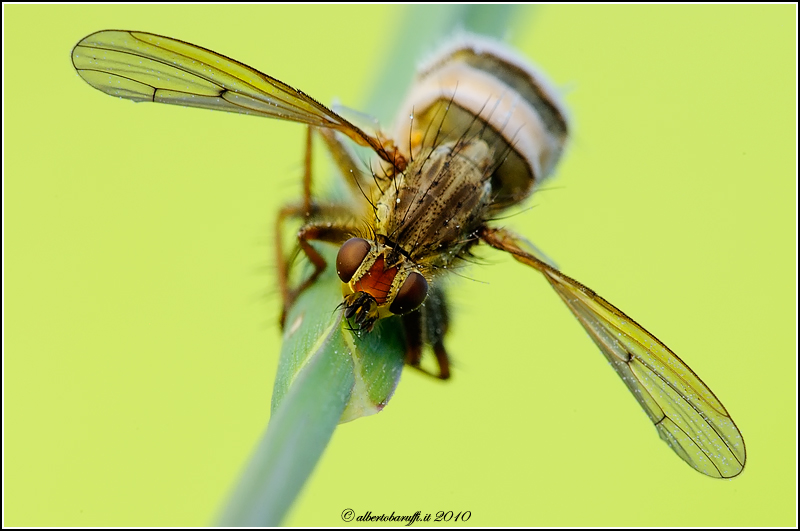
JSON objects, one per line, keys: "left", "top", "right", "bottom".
{"left": 71, "top": 30, "right": 746, "bottom": 478}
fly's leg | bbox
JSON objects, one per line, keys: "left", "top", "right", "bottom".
{"left": 401, "top": 284, "right": 451, "bottom": 379}
{"left": 424, "top": 285, "right": 452, "bottom": 379}
{"left": 275, "top": 205, "right": 357, "bottom": 328}
{"left": 401, "top": 310, "right": 424, "bottom": 368}
{"left": 275, "top": 126, "right": 361, "bottom": 327}
{"left": 299, "top": 126, "right": 379, "bottom": 212}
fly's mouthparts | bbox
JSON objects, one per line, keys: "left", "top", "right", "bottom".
{"left": 343, "top": 291, "right": 379, "bottom": 332}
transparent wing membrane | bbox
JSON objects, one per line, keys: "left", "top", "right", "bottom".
{"left": 480, "top": 228, "right": 745, "bottom": 478}
{"left": 71, "top": 30, "right": 395, "bottom": 163}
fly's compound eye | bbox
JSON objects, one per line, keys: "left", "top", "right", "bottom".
{"left": 336, "top": 237, "right": 371, "bottom": 282}
{"left": 389, "top": 272, "right": 428, "bottom": 315}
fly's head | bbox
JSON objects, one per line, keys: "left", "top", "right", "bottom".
{"left": 335, "top": 237, "right": 428, "bottom": 332}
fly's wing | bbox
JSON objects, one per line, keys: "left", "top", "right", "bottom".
{"left": 71, "top": 30, "right": 398, "bottom": 166}
{"left": 542, "top": 265, "right": 746, "bottom": 478}
{"left": 480, "top": 227, "right": 746, "bottom": 478}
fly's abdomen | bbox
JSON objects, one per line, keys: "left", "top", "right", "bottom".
{"left": 393, "top": 34, "right": 569, "bottom": 209}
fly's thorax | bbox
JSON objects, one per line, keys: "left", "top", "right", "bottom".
{"left": 336, "top": 238, "right": 429, "bottom": 330}
{"left": 393, "top": 34, "right": 569, "bottom": 209}
{"left": 375, "top": 139, "right": 493, "bottom": 267}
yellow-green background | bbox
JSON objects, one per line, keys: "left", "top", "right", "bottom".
{"left": 4, "top": 4, "right": 796, "bottom": 527}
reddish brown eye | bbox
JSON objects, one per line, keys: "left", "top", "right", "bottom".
{"left": 336, "top": 237, "right": 371, "bottom": 282}
{"left": 389, "top": 272, "right": 428, "bottom": 315}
